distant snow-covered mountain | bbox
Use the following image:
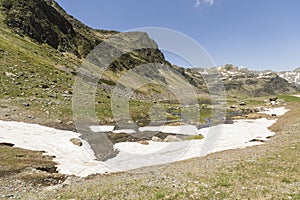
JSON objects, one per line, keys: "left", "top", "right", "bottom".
{"left": 277, "top": 68, "right": 300, "bottom": 87}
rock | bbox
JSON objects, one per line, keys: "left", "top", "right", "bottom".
{"left": 269, "top": 97, "right": 278, "bottom": 102}
{"left": 138, "top": 140, "right": 149, "bottom": 145}
{"left": 5, "top": 72, "right": 17, "bottom": 78}
{"left": 151, "top": 136, "right": 163, "bottom": 142}
{"left": 239, "top": 101, "right": 246, "bottom": 106}
{"left": 64, "top": 90, "right": 72, "bottom": 94}
{"left": 55, "top": 119, "right": 63, "bottom": 124}
{"left": 40, "top": 84, "right": 49, "bottom": 89}
{"left": 22, "top": 102, "right": 30, "bottom": 107}
{"left": 44, "top": 184, "right": 64, "bottom": 191}
{"left": 230, "top": 105, "right": 237, "bottom": 109}
{"left": 48, "top": 93, "right": 57, "bottom": 98}
{"left": 163, "top": 135, "right": 182, "bottom": 142}
{"left": 249, "top": 138, "right": 266, "bottom": 142}
{"left": 66, "top": 121, "right": 73, "bottom": 125}
{"left": 0, "top": 143, "right": 15, "bottom": 147}
{"left": 63, "top": 176, "right": 82, "bottom": 186}
{"left": 70, "top": 138, "right": 83, "bottom": 146}
{"left": 1, "top": 194, "right": 14, "bottom": 198}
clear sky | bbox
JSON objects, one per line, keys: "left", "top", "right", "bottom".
{"left": 56, "top": 0, "right": 300, "bottom": 71}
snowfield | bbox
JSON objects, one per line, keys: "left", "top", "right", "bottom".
{"left": 0, "top": 107, "right": 289, "bottom": 177}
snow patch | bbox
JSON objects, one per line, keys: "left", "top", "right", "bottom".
{"left": 0, "top": 107, "right": 288, "bottom": 177}
{"left": 259, "top": 107, "right": 289, "bottom": 116}
{"left": 139, "top": 125, "right": 197, "bottom": 135}
{"left": 89, "top": 125, "right": 115, "bottom": 132}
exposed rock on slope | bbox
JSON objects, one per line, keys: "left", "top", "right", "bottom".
{"left": 278, "top": 68, "right": 300, "bottom": 87}
{"left": 186, "top": 64, "right": 298, "bottom": 97}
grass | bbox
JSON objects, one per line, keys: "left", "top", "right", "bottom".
{"left": 279, "top": 94, "right": 300, "bottom": 103}
{"left": 0, "top": 144, "right": 61, "bottom": 177}
{"left": 185, "top": 135, "right": 204, "bottom": 140}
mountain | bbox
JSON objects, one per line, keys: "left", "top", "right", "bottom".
{"left": 0, "top": 0, "right": 297, "bottom": 120}
{"left": 277, "top": 68, "right": 300, "bottom": 87}
{"left": 183, "top": 64, "right": 298, "bottom": 97}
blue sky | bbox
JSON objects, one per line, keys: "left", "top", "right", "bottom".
{"left": 56, "top": 0, "right": 300, "bottom": 71}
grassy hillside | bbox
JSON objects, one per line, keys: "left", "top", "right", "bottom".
{"left": 0, "top": 0, "right": 179, "bottom": 127}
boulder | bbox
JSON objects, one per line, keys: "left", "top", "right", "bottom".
{"left": 70, "top": 138, "right": 82, "bottom": 146}
{"left": 163, "top": 135, "right": 182, "bottom": 142}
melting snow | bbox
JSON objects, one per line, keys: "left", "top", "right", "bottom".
{"left": 0, "top": 107, "right": 289, "bottom": 177}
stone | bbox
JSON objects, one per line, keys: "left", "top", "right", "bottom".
{"left": 269, "top": 97, "right": 278, "bottom": 102}
{"left": 48, "top": 93, "right": 57, "bottom": 98}
{"left": 66, "top": 121, "right": 73, "bottom": 125}
{"left": 70, "top": 138, "right": 83, "bottom": 146}
{"left": 55, "top": 119, "right": 63, "bottom": 124}
{"left": 151, "top": 136, "right": 163, "bottom": 142}
{"left": 239, "top": 101, "right": 246, "bottom": 106}
{"left": 138, "top": 140, "right": 149, "bottom": 145}
{"left": 163, "top": 135, "right": 182, "bottom": 142}
{"left": 230, "top": 105, "right": 237, "bottom": 109}
{"left": 5, "top": 72, "right": 17, "bottom": 78}
{"left": 22, "top": 102, "right": 30, "bottom": 107}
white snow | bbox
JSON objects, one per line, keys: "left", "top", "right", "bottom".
{"left": 113, "top": 129, "right": 136, "bottom": 134}
{"left": 259, "top": 107, "right": 290, "bottom": 116}
{"left": 0, "top": 121, "right": 113, "bottom": 177}
{"left": 292, "top": 95, "right": 300, "bottom": 98}
{"left": 89, "top": 125, "right": 115, "bottom": 132}
{"left": 138, "top": 125, "right": 198, "bottom": 135}
{"left": 0, "top": 107, "right": 290, "bottom": 177}
{"left": 106, "top": 118, "right": 277, "bottom": 172}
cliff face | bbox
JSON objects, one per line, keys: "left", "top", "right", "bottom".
{"left": 2, "top": 0, "right": 87, "bottom": 57}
